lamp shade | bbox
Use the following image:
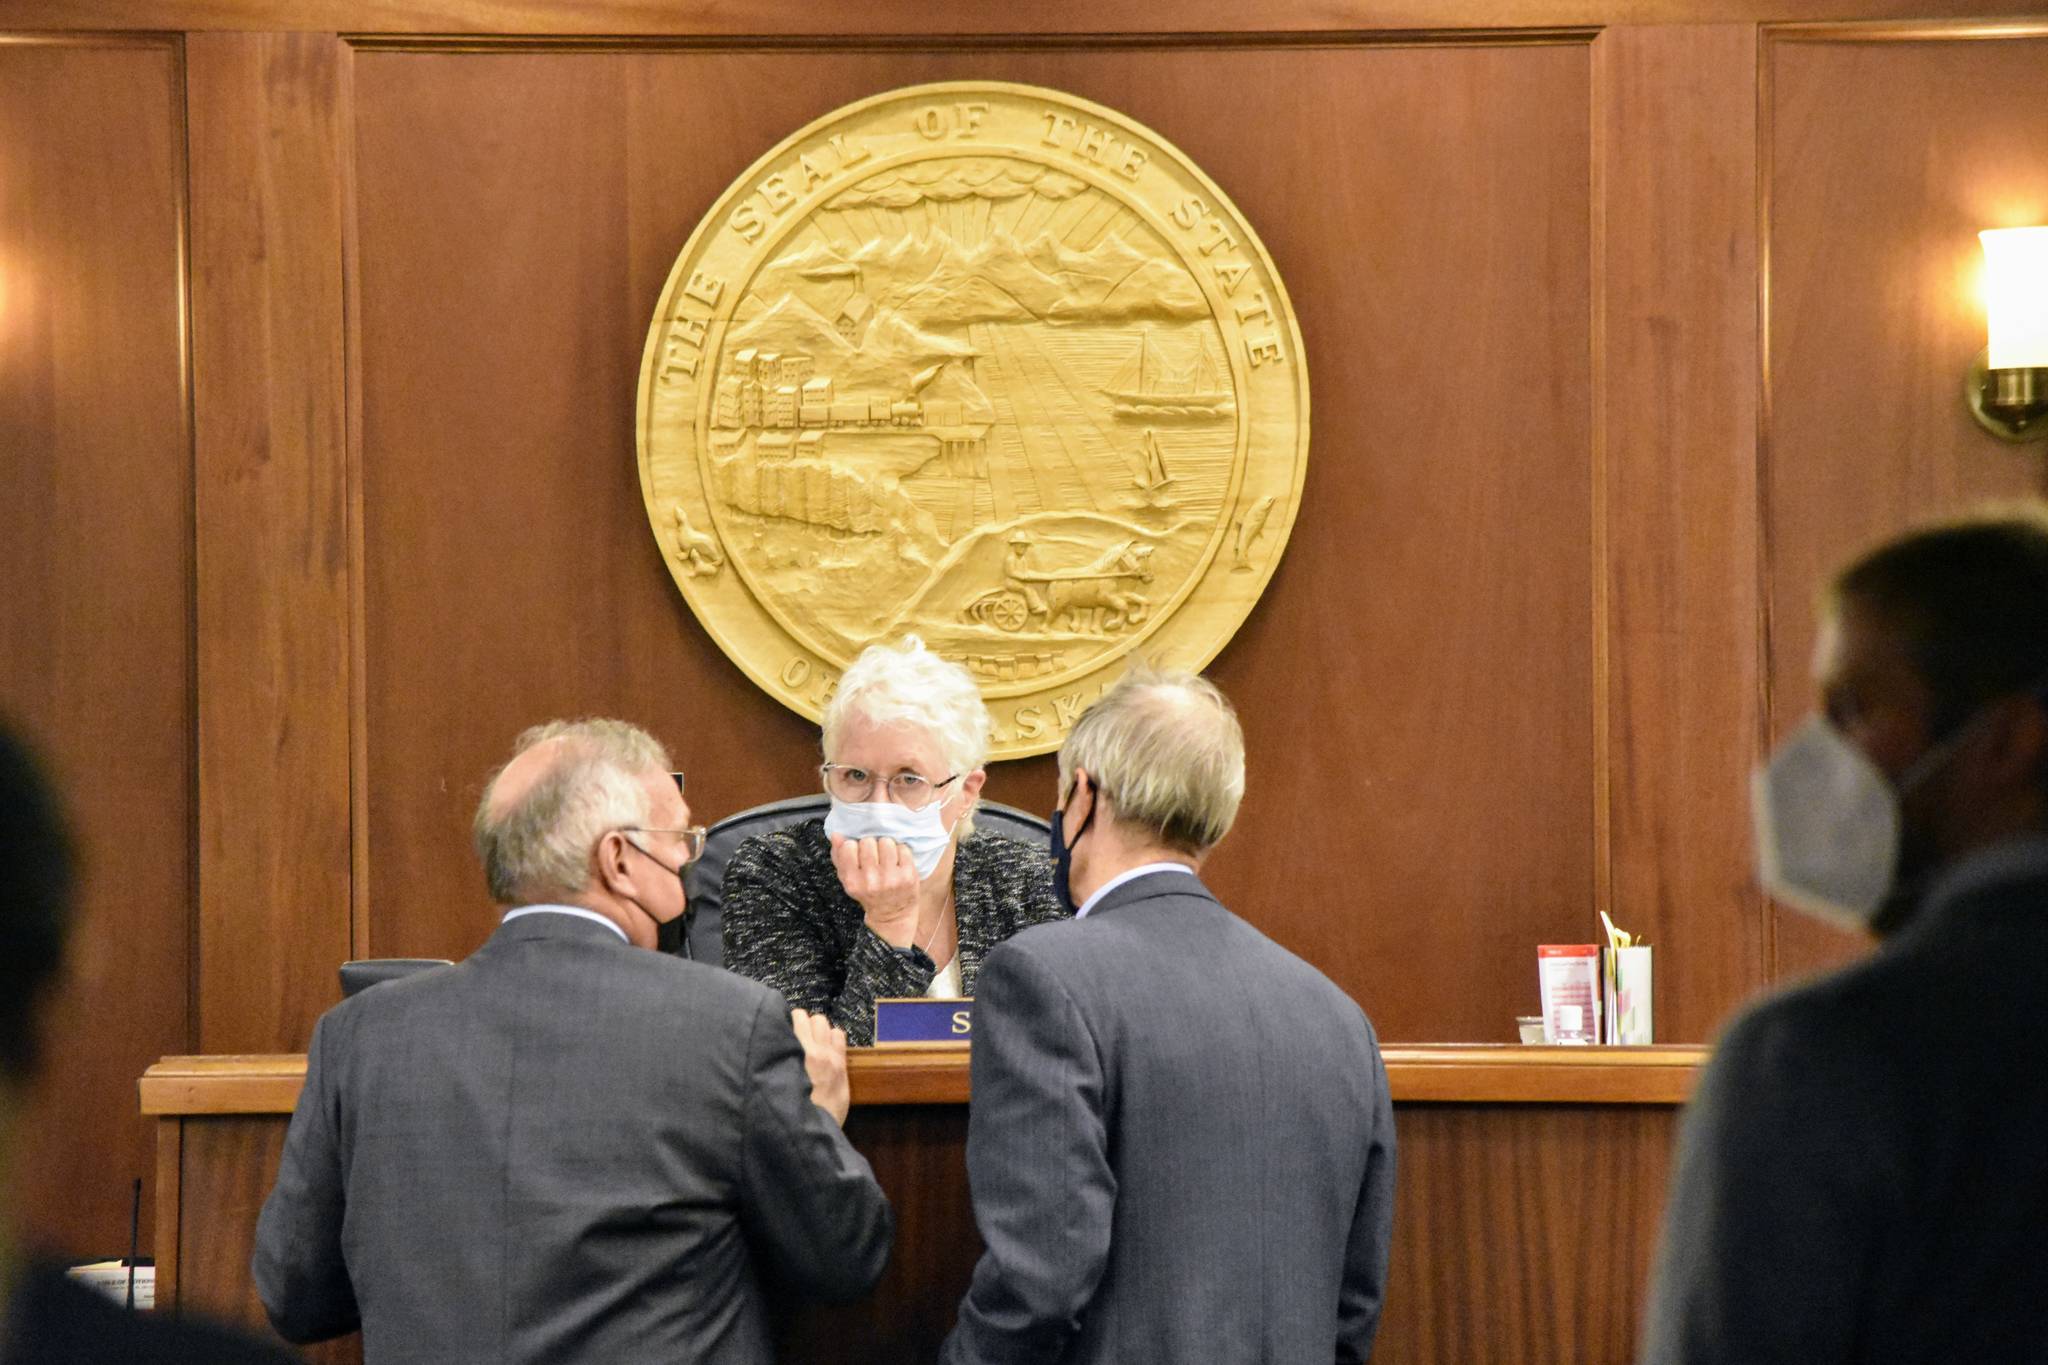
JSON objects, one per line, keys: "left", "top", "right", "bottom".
{"left": 1981, "top": 226, "right": 2048, "bottom": 370}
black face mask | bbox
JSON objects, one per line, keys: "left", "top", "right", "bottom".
{"left": 623, "top": 837, "right": 693, "bottom": 955}
{"left": 1049, "top": 780, "right": 1095, "bottom": 916}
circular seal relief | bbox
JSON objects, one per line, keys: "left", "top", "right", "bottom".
{"left": 638, "top": 81, "right": 1308, "bottom": 759}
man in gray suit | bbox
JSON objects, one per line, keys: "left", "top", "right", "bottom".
{"left": 940, "top": 670, "right": 1397, "bottom": 1364}
{"left": 253, "top": 718, "right": 893, "bottom": 1363}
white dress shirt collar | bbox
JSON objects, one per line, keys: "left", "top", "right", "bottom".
{"left": 501, "top": 903, "right": 630, "bottom": 944}
{"left": 1075, "top": 862, "right": 1197, "bottom": 919}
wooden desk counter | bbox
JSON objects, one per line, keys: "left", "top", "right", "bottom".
{"left": 143, "top": 1043, "right": 1704, "bottom": 1112}
{"left": 143, "top": 1045, "right": 1705, "bottom": 1364}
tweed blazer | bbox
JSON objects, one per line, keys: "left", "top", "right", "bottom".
{"left": 940, "top": 871, "right": 1397, "bottom": 1365}
{"left": 721, "top": 819, "right": 1067, "bottom": 1046}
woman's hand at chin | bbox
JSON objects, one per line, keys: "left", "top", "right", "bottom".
{"left": 830, "top": 832, "right": 922, "bottom": 947}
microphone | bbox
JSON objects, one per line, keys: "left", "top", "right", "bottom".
{"left": 124, "top": 1177, "right": 140, "bottom": 1310}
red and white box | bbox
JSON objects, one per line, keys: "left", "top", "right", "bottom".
{"left": 1537, "top": 944, "right": 1600, "bottom": 1044}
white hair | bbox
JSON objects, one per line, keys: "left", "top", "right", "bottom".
{"left": 472, "top": 719, "right": 671, "bottom": 905}
{"left": 1057, "top": 666, "right": 1245, "bottom": 854}
{"left": 823, "top": 636, "right": 991, "bottom": 832}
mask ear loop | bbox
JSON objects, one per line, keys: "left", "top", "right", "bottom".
{"left": 1890, "top": 685, "right": 2037, "bottom": 800}
{"left": 1064, "top": 773, "right": 1097, "bottom": 851}
{"left": 1892, "top": 671, "right": 2048, "bottom": 815}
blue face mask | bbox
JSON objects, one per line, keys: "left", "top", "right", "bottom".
{"left": 824, "top": 798, "right": 955, "bottom": 879}
{"left": 1049, "top": 779, "right": 1095, "bottom": 915}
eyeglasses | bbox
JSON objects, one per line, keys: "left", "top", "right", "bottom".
{"left": 670, "top": 772, "right": 687, "bottom": 797}
{"left": 620, "top": 826, "right": 708, "bottom": 864}
{"left": 820, "top": 764, "right": 961, "bottom": 811}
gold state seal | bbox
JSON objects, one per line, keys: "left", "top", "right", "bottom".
{"left": 638, "top": 81, "right": 1307, "bottom": 758}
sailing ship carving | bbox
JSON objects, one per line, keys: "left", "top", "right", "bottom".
{"left": 1104, "top": 329, "right": 1235, "bottom": 419}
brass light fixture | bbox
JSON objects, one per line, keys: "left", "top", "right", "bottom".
{"left": 1967, "top": 226, "right": 2048, "bottom": 443}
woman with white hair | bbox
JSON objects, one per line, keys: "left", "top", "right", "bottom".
{"left": 722, "top": 637, "right": 1067, "bottom": 1046}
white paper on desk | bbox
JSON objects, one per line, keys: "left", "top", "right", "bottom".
{"left": 68, "top": 1261, "right": 154, "bottom": 1310}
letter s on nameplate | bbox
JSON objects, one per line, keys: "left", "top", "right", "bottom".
{"left": 873, "top": 998, "right": 974, "bottom": 1046}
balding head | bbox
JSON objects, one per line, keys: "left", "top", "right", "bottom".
{"left": 473, "top": 720, "right": 672, "bottom": 906}
{"left": 1058, "top": 667, "right": 1245, "bottom": 856}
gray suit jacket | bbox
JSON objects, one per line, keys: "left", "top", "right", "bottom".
{"left": 940, "top": 871, "right": 1397, "bottom": 1365}
{"left": 253, "top": 910, "right": 893, "bottom": 1364}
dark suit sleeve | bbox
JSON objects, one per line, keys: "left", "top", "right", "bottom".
{"left": 1337, "top": 1032, "right": 1396, "bottom": 1363}
{"left": 735, "top": 991, "right": 894, "bottom": 1301}
{"left": 251, "top": 1012, "right": 360, "bottom": 1343}
{"left": 941, "top": 942, "right": 1114, "bottom": 1365}
{"left": 1641, "top": 1003, "right": 1900, "bottom": 1365}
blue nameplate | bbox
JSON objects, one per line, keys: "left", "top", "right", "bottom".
{"left": 873, "top": 998, "right": 973, "bottom": 1046}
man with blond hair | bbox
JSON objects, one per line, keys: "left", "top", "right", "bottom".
{"left": 254, "top": 719, "right": 892, "bottom": 1364}
{"left": 941, "top": 671, "right": 1397, "bottom": 1364}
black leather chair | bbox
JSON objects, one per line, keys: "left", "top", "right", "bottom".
{"left": 338, "top": 958, "right": 452, "bottom": 997}
{"left": 671, "top": 794, "right": 1051, "bottom": 968}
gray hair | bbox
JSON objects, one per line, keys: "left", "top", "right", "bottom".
{"left": 472, "top": 719, "right": 671, "bottom": 905}
{"left": 823, "top": 636, "right": 991, "bottom": 820}
{"left": 1057, "top": 666, "right": 1245, "bottom": 855}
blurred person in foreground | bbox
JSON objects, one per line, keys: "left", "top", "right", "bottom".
{"left": 253, "top": 719, "right": 891, "bottom": 1364}
{"left": 1644, "top": 507, "right": 2048, "bottom": 1364}
{"left": 722, "top": 636, "right": 1066, "bottom": 1046}
{"left": 940, "top": 668, "right": 1397, "bottom": 1364}
{"left": 0, "top": 720, "right": 296, "bottom": 1363}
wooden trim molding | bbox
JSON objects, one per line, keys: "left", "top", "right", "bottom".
{"left": 141, "top": 1056, "right": 312, "bottom": 1115}
{"left": 11, "top": 0, "right": 2048, "bottom": 36}
{"left": 1385, "top": 1043, "right": 1704, "bottom": 1103}
{"left": 142, "top": 1044, "right": 1707, "bottom": 1115}
{"left": 152, "top": 1120, "right": 183, "bottom": 1310}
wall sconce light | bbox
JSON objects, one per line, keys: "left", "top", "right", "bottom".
{"left": 1968, "top": 226, "right": 2048, "bottom": 442}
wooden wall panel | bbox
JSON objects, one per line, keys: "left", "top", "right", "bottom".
{"left": 1596, "top": 25, "right": 1766, "bottom": 1045}
{"left": 1183, "top": 41, "right": 1597, "bottom": 1041}
{"left": 0, "top": 36, "right": 191, "bottom": 1259}
{"left": 186, "top": 31, "right": 355, "bottom": 1053}
{"left": 1377, "top": 1103, "right": 1678, "bottom": 1364}
{"left": 1763, "top": 28, "right": 2048, "bottom": 986}
{"left": 176, "top": 1117, "right": 357, "bottom": 1362}
{"left": 11, "top": 0, "right": 2048, "bottom": 1282}
{"left": 15, "top": 0, "right": 2048, "bottom": 35}
{"left": 160, "top": 1084, "right": 1682, "bottom": 1365}
{"left": 352, "top": 42, "right": 1597, "bottom": 1046}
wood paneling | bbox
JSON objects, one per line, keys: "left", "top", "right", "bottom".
{"left": 11, "top": 0, "right": 2048, "bottom": 1285}
{"left": 1198, "top": 41, "right": 1596, "bottom": 1041}
{"left": 187, "top": 31, "right": 355, "bottom": 1054}
{"left": 153, "top": 1121, "right": 183, "bottom": 1311}
{"left": 350, "top": 41, "right": 1596, "bottom": 1046}
{"left": 1596, "top": 24, "right": 1766, "bottom": 1044}
{"left": 0, "top": 36, "right": 191, "bottom": 1259}
{"left": 1763, "top": 27, "right": 2048, "bottom": 985}
{"left": 139, "top": 1045, "right": 1706, "bottom": 1112}
{"left": 777, "top": 1103, "right": 985, "bottom": 1360}
{"left": 150, "top": 1057, "right": 1688, "bottom": 1365}
{"left": 12, "top": 0, "right": 2048, "bottom": 36}
{"left": 1379, "top": 1102, "right": 1678, "bottom": 1365}
{"left": 177, "top": 1116, "right": 357, "bottom": 1362}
